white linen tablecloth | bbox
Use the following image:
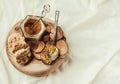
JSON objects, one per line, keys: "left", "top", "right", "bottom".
{"left": 0, "top": 0, "right": 120, "bottom": 84}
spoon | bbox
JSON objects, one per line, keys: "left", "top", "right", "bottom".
{"left": 53, "top": 10, "right": 60, "bottom": 45}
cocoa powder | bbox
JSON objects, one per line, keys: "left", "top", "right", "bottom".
{"left": 24, "top": 18, "right": 41, "bottom": 35}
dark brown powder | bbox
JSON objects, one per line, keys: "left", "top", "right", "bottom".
{"left": 24, "top": 18, "right": 41, "bottom": 35}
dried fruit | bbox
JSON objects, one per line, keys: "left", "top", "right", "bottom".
{"left": 33, "top": 52, "right": 41, "bottom": 60}
{"left": 43, "top": 34, "right": 50, "bottom": 42}
{"left": 56, "top": 26, "right": 63, "bottom": 40}
{"left": 50, "top": 26, "right": 63, "bottom": 40}
{"left": 33, "top": 41, "right": 45, "bottom": 53}
{"left": 56, "top": 40, "right": 68, "bottom": 55}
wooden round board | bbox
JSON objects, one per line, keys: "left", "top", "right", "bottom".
{"left": 6, "top": 18, "right": 68, "bottom": 77}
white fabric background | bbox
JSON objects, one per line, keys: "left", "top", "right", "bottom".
{"left": 0, "top": 0, "right": 120, "bottom": 84}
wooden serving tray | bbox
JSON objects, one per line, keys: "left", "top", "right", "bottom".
{"left": 6, "top": 18, "right": 68, "bottom": 77}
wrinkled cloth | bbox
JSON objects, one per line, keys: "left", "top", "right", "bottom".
{"left": 0, "top": 0, "right": 120, "bottom": 84}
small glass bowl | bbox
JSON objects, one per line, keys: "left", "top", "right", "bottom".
{"left": 20, "top": 15, "right": 45, "bottom": 40}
